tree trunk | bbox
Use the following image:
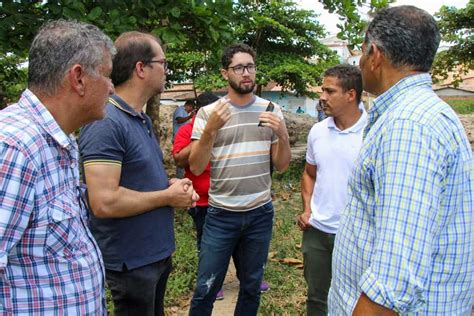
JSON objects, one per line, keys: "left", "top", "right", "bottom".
{"left": 0, "top": 88, "right": 8, "bottom": 110}
{"left": 146, "top": 94, "right": 161, "bottom": 137}
{"left": 192, "top": 81, "right": 199, "bottom": 100}
{"left": 256, "top": 84, "right": 263, "bottom": 97}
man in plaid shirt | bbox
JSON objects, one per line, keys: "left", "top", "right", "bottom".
{"left": 329, "top": 6, "right": 473, "bottom": 315}
{"left": 0, "top": 20, "right": 115, "bottom": 314}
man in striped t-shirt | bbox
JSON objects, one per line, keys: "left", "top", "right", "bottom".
{"left": 188, "top": 43, "right": 291, "bottom": 315}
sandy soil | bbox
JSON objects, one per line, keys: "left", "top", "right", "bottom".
{"left": 170, "top": 260, "right": 240, "bottom": 316}
{"left": 459, "top": 114, "right": 474, "bottom": 151}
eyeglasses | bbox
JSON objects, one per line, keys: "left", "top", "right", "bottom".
{"left": 228, "top": 64, "right": 256, "bottom": 75}
{"left": 144, "top": 59, "right": 168, "bottom": 71}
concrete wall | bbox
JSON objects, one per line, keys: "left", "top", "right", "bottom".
{"left": 435, "top": 88, "right": 474, "bottom": 97}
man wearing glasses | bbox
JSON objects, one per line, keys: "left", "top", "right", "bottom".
{"left": 79, "top": 31, "right": 198, "bottom": 315}
{"left": 188, "top": 43, "right": 291, "bottom": 315}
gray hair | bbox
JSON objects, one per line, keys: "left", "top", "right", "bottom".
{"left": 28, "top": 20, "right": 115, "bottom": 95}
{"left": 364, "top": 5, "right": 440, "bottom": 72}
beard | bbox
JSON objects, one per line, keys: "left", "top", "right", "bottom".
{"left": 229, "top": 78, "right": 255, "bottom": 95}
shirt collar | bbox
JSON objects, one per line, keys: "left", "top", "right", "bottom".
{"left": 19, "top": 89, "right": 75, "bottom": 150}
{"left": 109, "top": 95, "right": 142, "bottom": 117}
{"left": 228, "top": 95, "right": 257, "bottom": 108}
{"left": 327, "top": 109, "right": 367, "bottom": 134}
{"left": 367, "top": 73, "right": 432, "bottom": 128}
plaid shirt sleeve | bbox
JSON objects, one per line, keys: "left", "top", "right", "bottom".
{"left": 358, "top": 119, "right": 443, "bottom": 312}
{"left": 0, "top": 143, "right": 37, "bottom": 307}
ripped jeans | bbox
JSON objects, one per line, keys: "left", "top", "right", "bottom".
{"left": 189, "top": 202, "right": 274, "bottom": 316}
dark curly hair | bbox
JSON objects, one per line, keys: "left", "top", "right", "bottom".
{"left": 221, "top": 43, "right": 256, "bottom": 69}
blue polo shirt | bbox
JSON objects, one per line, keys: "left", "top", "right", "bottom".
{"left": 79, "top": 95, "right": 174, "bottom": 271}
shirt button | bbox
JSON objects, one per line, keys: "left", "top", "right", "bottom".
{"left": 142, "top": 120, "right": 146, "bottom": 124}
{"left": 70, "top": 161, "right": 77, "bottom": 168}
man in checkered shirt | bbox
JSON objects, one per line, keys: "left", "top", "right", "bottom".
{"left": 0, "top": 20, "right": 115, "bottom": 314}
{"left": 329, "top": 6, "right": 473, "bottom": 315}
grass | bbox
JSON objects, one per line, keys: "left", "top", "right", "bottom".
{"left": 165, "top": 210, "right": 199, "bottom": 307}
{"left": 446, "top": 99, "right": 474, "bottom": 114}
{"left": 260, "top": 158, "right": 307, "bottom": 315}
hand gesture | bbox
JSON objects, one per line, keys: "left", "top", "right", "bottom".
{"left": 205, "top": 97, "right": 231, "bottom": 132}
{"left": 258, "top": 112, "right": 288, "bottom": 139}
{"left": 167, "top": 178, "right": 200, "bottom": 208}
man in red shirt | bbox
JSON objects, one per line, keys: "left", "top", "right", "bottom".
{"left": 173, "top": 92, "right": 218, "bottom": 249}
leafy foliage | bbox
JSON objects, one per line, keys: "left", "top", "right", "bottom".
{"left": 0, "top": 54, "right": 27, "bottom": 109}
{"left": 318, "top": 0, "right": 393, "bottom": 49}
{"left": 0, "top": 0, "right": 235, "bottom": 105}
{"left": 233, "top": 0, "right": 338, "bottom": 97}
{"left": 432, "top": 2, "right": 474, "bottom": 87}
{"left": 0, "top": 0, "right": 338, "bottom": 105}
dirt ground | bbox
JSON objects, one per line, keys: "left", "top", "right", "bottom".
{"left": 459, "top": 114, "right": 474, "bottom": 151}
{"left": 170, "top": 260, "right": 240, "bottom": 316}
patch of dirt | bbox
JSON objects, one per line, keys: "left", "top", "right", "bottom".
{"left": 166, "top": 260, "right": 240, "bottom": 316}
{"left": 459, "top": 114, "right": 474, "bottom": 151}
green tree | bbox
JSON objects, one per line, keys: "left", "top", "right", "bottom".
{"left": 0, "top": 55, "right": 27, "bottom": 109}
{"left": 0, "top": 0, "right": 234, "bottom": 107}
{"left": 165, "top": 1, "right": 234, "bottom": 97}
{"left": 230, "top": 0, "right": 338, "bottom": 98}
{"left": 318, "top": 0, "right": 393, "bottom": 49}
{"left": 432, "top": 2, "right": 474, "bottom": 86}
{"left": 0, "top": 1, "right": 342, "bottom": 107}
{"left": 170, "top": 0, "right": 340, "bottom": 99}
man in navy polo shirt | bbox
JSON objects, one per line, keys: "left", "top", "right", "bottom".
{"left": 79, "top": 31, "right": 198, "bottom": 316}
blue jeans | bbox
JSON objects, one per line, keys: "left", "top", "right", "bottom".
{"left": 189, "top": 202, "right": 274, "bottom": 316}
{"left": 188, "top": 206, "right": 208, "bottom": 251}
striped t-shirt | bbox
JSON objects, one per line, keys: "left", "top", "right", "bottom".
{"left": 191, "top": 96, "right": 281, "bottom": 211}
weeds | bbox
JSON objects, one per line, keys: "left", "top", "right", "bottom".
{"left": 446, "top": 99, "right": 474, "bottom": 114}
{"left": 259, "top": 158, "right": 306, "bottom": 314}
{"left": 165, "top": 210, "right": 199, "bottom": 306}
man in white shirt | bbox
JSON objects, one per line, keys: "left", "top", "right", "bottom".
{"left": 298, "top": 64, "right": 367, "bottom": 315}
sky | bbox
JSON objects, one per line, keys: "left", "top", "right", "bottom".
{"left": 296, "top": 0, "right": 469, "bottom": 35}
